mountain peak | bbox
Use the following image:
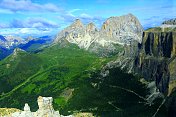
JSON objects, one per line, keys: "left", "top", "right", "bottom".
{"left": 13, "top": 48, "right": 26, "bottom": 56}
{"left": 86, "top": 22, "right": 97, "bottom": 32}
{"left": 71, "top": 19, "right": 84, "bottom": 28}
{"left": 127, "top": 13, "right": 135, "bottom": 17}
{"left": 87, "top": 22, "right": 95, "bottom": 26}
{"left": 55, "top": 14, "right": 143, "bottom": 53}
{"left": 13, "top": 48, "right": 25, "bottom": 52}
{"left": 100, "top": 13, "right": 143, "bottom": 43}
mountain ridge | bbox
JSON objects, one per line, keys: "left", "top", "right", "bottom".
{"left": 162, "top": 18, "right": 176, "bottom": 25}
{"left": 54, "top": 13, "right": 143, "bottom": 56}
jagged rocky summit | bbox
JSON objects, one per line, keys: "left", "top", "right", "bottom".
{"left": 162, "top": 18, "right": 176, "bottom": 25}
{"left": 54, "top": 13, "right": 143, "bottom": 56}
{"left": 3, "top": 96, "right": 73, "bottom": 117}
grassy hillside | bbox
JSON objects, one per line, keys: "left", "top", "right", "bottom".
{"left": 0, "top": 51, "right": 42, "bottom": 93}
{"left": 0, "top": 43, "right": 117, "bottom": 110}
{"left": 0, "top": 43, "right": 168, "bottom": 117}
{"left": 59, "top": 67, "right": 167, "bottom": 117}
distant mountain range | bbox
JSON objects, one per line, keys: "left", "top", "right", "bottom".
{"left": 0, "top": 35, "right": 54, "bottom": 49}
{"left": 0, "top": 35, "right": 6, "bottom": 42}
{"left": 0, "top": 35, "right": 54, "bottom": 60}
{"left": 0, "top": 46, "right": 12, "bottom": 60}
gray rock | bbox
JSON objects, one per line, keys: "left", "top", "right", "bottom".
{"left": 54, "top": 14, "right": 144, "bottom": 55}
{"left": 134, "top": 32, "right": 176, "bottom": 94}
{"left": 24, "top": 103, "right": 30, "bottom": 112}
{"left": 4, "top": 96, "right": 73, "bottom": 117}
{"left": 162, "top": 18, "right": 176, "bottom": 25}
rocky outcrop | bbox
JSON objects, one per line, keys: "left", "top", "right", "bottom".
{"left": 54, "top": 14, "right": 143, "bottom": 56}
{"left": 0, "top": 108, "right": 21, "bottom": 116}
{"left": 162, "top": 18, "right": 176, "bottom": 25}
{"left": 134, "top": 32, "right": 176, "bottom": 94}
{"left": 3, "top": 96, "right": 73, "bottom": 117}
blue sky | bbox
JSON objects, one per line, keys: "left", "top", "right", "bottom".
{"left": 0, "top": 0, "right": 176, "bottom": 31}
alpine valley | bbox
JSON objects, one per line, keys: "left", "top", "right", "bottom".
{"left": 0, "top": 13, "right": 176, "bottom": 117}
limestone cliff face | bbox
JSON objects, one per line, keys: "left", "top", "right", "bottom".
{"left": 134, "top": 32, "right": 176, "bottom": 94}
{"left": 141, "top": 32, "right": 175, "bottom": 57}
{"left": 54, "top": 14, "right": 143, "bottom": 55}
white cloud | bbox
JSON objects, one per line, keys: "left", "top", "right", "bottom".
{"left": 0, "top": 28, "right": 61, "bottom": 37}
{"left": 10, "top": 17, "right": 59, "bottom": 28}
{"left": 0, "top": 0, "right": 61, "bottom": 12}
{"left": 80, "top": 13, "right": 92, "bottom": 19}
{"left": 69, "top": 9, "right": 81, "bottom": 14}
